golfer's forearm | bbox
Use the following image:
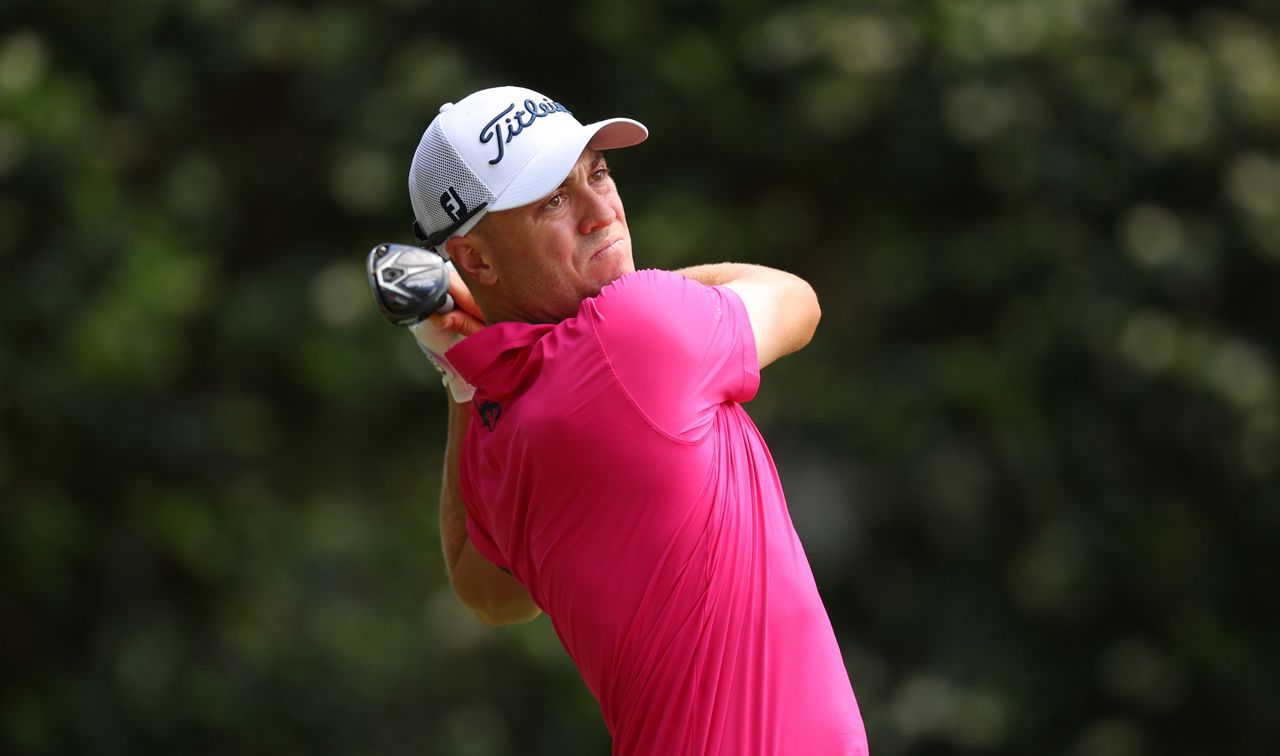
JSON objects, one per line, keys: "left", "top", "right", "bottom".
{"left": 675, "top": 262, "right": 768, "bottom": 287}
{"left": 440, "top": 397, "right": 472, "bottom": 574}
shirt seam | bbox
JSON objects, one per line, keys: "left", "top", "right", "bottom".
{"left": 587, "top": 308, "right": 703, "bottom": 447}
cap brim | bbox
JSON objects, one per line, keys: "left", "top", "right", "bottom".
{"left": 490, "top": 118, "right": 648, "bottom": 211}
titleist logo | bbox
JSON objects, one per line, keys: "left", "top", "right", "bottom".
{"left": 479, "top": 98, "right": 571, "bottom": 165}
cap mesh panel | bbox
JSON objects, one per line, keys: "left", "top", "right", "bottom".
{"left": 409, "top": 120, "right": 493, "bottom": 241}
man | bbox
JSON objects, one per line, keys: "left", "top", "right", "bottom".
{"left": 406, "top": 86, "right": 867, "bottom": 755}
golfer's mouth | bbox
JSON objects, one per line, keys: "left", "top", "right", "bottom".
{"left": 590, "top": 239, "right": 621, "bottom": 260}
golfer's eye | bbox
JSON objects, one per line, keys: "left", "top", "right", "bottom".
{"left": 544, "top": 194, "right": 565, "bottom": 210}
{"left": 591, "top": 167, "right": 609, "bottom": 182}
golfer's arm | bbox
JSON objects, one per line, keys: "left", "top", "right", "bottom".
{"left": 441, "top": 398, "right": 541, "bottom": 626}
{"left": 676, "top": 263, "right": 821, "bottom": 368}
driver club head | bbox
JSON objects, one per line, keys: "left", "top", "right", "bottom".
{"left": 366, "top": 242, "right": 454, "bottom": 326}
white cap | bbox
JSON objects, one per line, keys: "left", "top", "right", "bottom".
{"left": 408, "top": 86, "right": 648, "bottom": 253}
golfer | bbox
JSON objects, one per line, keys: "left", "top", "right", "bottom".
{"left": 409, "top": 86, "right": 867, "bottom": 755}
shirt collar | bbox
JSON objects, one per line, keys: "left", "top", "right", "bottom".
{"left": 446, "top": 320, "right": 555, "bottom": 388}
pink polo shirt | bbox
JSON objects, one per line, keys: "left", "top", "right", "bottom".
{"left": 448, "top": 269, "right": 867, "bottom": 756}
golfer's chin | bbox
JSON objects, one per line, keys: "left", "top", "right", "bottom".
{"left": 586, "top": 240, "right": 634, "bottom": 289}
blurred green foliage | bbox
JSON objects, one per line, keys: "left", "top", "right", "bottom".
{"left": 2, "top": 0, "right": 1278, "bottom": 754}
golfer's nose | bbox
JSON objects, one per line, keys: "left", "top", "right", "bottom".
{"left": 578, "top": 190, "right": 617, "bottom": 236}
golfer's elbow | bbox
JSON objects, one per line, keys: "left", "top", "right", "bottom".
{"left": 461, "top": 593, "right": 542, "bottom": 626}
{"left": 794, "top": 278, "right": 821, "bottom": 351}
{"left": 447, "top": 539, "right": 541, "bottom": 625}
{"left": 451, "top": 574, "right": 541, "bottom": 626}
{"left": 776, "top": 275, "right": 820, "bottom": 358}
{"left": 479, "top": 606, "right": 542, "bottom": 626}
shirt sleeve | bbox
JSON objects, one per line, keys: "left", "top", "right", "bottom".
{"left": 588, "top": 269, "right": 761, "bottom": 441}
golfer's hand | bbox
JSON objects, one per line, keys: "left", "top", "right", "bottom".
{"left": 410, "top": 265, "right": 480, "bottom": 403}
{"left": 430, "top": 268, "right": 484, "bottom": 337}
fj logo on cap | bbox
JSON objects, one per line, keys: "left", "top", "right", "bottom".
{"left": 440, "top": 187, "right": 467, "bottom": 221}
{"left": 479, "top": 98, "right": 571, "bottom": 166}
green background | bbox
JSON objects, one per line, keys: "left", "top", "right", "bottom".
{"left": 3, "top": 0, "right": 1278, "bottom": 754}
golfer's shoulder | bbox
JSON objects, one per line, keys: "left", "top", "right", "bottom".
{"left": 590, "top": 268, "right": 715, "bottom": 330}
{"left": 586, "top": 269, "right": 726, "bottom": 362}
{"left": 596, "top": 267, "right": 682, "bottom": 302}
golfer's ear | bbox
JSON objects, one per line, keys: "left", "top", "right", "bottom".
{"left": 445, "top": 236, "right": 497, "bottom": 286}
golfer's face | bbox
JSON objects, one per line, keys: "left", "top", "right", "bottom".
{"left": 481, "top": 149, "right": 634, "bottom": 323}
